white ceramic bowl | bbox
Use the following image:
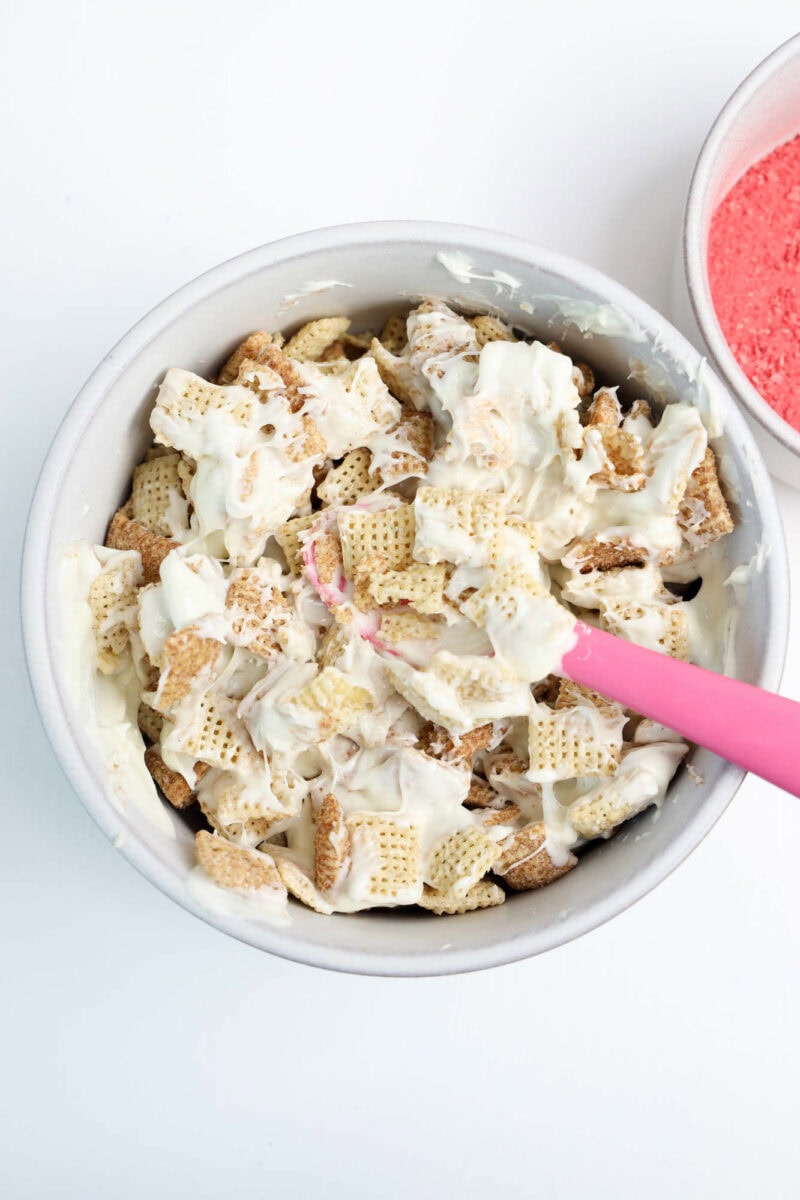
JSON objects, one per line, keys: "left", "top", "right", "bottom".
{"left": 683, "top": 33, "right": 800, "bottom": 487}
{"left": 22, "top": 221, "right": 789, "bottom": 975}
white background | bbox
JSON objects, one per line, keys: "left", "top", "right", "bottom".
{"left": 4, "top": 2, "right": 800, "bottom": 1196}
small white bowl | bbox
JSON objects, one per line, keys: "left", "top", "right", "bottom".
{"left": 22, "top": 221, "right": 788, "bottom": 975}
{"left": 684, "top": 33, "right": 800, "bottom": 487}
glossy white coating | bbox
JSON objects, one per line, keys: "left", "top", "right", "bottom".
{"left": 22, "top": 221, "right": 788, "bottom": 975}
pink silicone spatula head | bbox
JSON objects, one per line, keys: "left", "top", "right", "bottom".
{"left": 561, "top": 621, "right": 798, "bottom": 796}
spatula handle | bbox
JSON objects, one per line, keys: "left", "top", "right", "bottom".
{"left": 561, "top": 621, "right": 799, "bottom": 796}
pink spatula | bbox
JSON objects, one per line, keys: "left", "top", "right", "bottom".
{"left": 562, "top": 621, "right": 797, "bottom": 796}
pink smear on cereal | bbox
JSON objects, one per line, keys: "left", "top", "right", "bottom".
{"left": 301, "top": 514, "right": 389, "bottom": 648}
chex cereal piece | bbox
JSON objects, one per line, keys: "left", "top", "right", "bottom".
{"left": 460, "top": 565, "right": 576, "bottom": 685}
{"left": 331, "top": 357, "right": 402, "bottom": 441}
{"left": 284, "top": 317, "right": 351, "bottom": 362}
{"left": 478, "top": 804, "right": 523, "bottom": 828}
{"left": 218, "top": 331, "right": 281, "bottom": 385}
{"left": 144, "top": 747, "right": 208, "bottom": 809}
{"left": 378, "top": 611, "right": 443, "bottom": 643}
{"left": 678, "top": 447, "right": 734, "bottom": 550}
{"left": 559, "top": 563, "right": 665, "bottom": 611}
{"left": 203, "top": 806, "right": 275, "bottom": 844}
{"left": 587, "top": 388, "right": 622, "bottom": 427}
{"left": 105, "top": 510, "right": 178, "bottom": 585}
{"left": 314, "top": 793, "right": 351, "bottom": 893}
{"left": 317, "top": 447, "right": 377, "bottom": 507}
{"left": 88, "top": 552, "right": 142, "bottom": 673}
{"left": 602, "top": 600, "right": 689, "bottom": 660}
{"left": 359, "top": 560, "right": 447, "bottom": 614}
{"left": 137, "top": 702, "right": 163, "bottom": 745}
{"left": 464, "top": 777, "right": 502, "bottom": 809}
{"left": 168, "top": 693, "right": 261, "bottom": 772}
{"left": 275, "top": 512, "right": 316, "bottom": 574}
{"left": 460, "top": 561, "right": 549, "bottom": 628}
{"left": 195, "top": 830, "right": 284, "bottom": 893}
{"left": 225, "top": 567, "right": 291, "bottom": 659}
{"left": 385, "top": 652, "right": 530, "bottom": 737}
{"left": 341, "top": 329, "right": 376, "bottom": 356}
{"left": 486, "top": 752, "right": 541, "bottom": 801}
{"left": 504, "top": 513, "right": 540, "bottom": 552}
{"left": 528, "top": 699, "right": 622, "bottom": 782}
{"left": 200, "top": 789, "right": 275, "bottom": 842}
{"left": 347, "top": 814, "right": 422, "bottom": 905}
{"left": 236, "top": 345, "right": 310, "bottom": 413}
{"left": 379, "top": 315, "right": 408, "bottom": 355}
{"left": 210, "top": 771, "right": 300, "bottom": 829}
{"left": 152, "top": 625, "right": 222, "bottom": 712}
{"left": 369, "top": 337, "right": 422, "bottom": 407}
{"left": 408, "top": 298, "right": 480, "bottom": 362}
{"left": 418, "top": 721, "right": 502, "bottom": 764}
{"left": 413, "top": 487, "right": 504, "bottom": 567}
{"left": 622, "top": 398, "right": 655, "bottom": 440}
{"left": 632, "top": 719, "right": 687, "bottom": 746}
{"left": 131, "top": 451, "right": 188, "bottom": 537}
{"left": 566, "top": 741, "right": 686, "bottom": 839}
{"left": 311, "top": 528, "right": 345, "bottom": 587}
{"left": 338, "top": 504, "right": 415, "bottom": 576}
{"left": 306, "top": 358, "right": 350, "bottom": 380}
{"left": 319, "top": 340, "right": 347, "bottom": 362}
{"left": 427, "top": 827, "right": 501, "bottom": 896}
{"left": 349, "top": 552, "right": 386, "bottom": 611}
{"left": 495, "top": 823, "right": 577, "bottom": 891}
{"left": 156, "top": 369, "right": 256, "bottom": 431}
{"left": 418, "top": 880, "right": 505, "bottom": 915}
{"left": 317, "top": 623, "right": 351, "bottom": 669}
{"left": 176, "top": 455, "right": 195, "bottom": 496}
{"left": 573, "top": 362, "right": 595, "bottom": 397}
{"left": 271, "top": 767, "right": 310, "bottom": 814}
{"left": 141, "top": 656, "right": 161, "bottom": 693}
{"left": 217, "top": 801, "right": 289, "bottom": 840}
{"left": 556, "top": 679, "right": 619, "bottom": 716}
{"left": 468, "top": 314, "right": 516, "bottom": 347}
{"left": 375, "top": 412, "right": 435, "bottom": 484}
{"left": 236, "top": 447, "right": 261, "bottom": 510}
{"left": 629, "top": 398, "right": 653, "bottom": 422}
{"left": 268, "top": 848, "right": 335, "bottom": 914}
{"left": 563, "top": 536, "right": 648, "bottom": 574}
{"left": 288, "top": 667, "right": 373, "bottom": 739}
{"left": 200, "top": 801, "right": 274, "bottom": 846}
{"left": 284, "top": 413, "right": 326, "bottom": 463}
{"left": 533, "top": 675, "right": 561, "bottom": 704}
{"left": 568, "top": 784, "right": 640, "bottom": 839}
{"left": 585, "top": 389, "right": 647, "bottom": 492}
{"left": 590, "top": 429, "right": 647, "bottom": 492}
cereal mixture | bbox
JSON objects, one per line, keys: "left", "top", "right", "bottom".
{"left": 77, "top": 300, "right": 734, "bottom": 918}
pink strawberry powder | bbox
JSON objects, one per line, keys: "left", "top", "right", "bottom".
{"left": 708, "top": 133, "right": 800, "bottom": 430}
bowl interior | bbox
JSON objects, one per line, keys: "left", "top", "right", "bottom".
{"left": 707, "top": 49, "right": 800, "bottom": 205}
{"left": 686, "top": 35, "right": 800, "bottom": 464}
{"left": 25, "top": 225, "right": 788, "bottom": 974}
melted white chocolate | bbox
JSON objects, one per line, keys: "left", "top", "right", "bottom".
{"left": 62, "top": 296, "right": 749, "bottom": 921}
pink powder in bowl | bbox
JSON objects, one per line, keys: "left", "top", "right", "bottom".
{"left": 708, "top": 133, "right": 800, "bottom": 431}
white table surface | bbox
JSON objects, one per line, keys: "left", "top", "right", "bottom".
{"left": 4, "top": 2, "right": 800, "bottom": 1196}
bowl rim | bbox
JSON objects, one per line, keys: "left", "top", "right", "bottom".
{"left": 684, "top": 31, "right": 800, "bottom": 457}
{"left": 22, "top": 219, "right": 790, "bottom": 976}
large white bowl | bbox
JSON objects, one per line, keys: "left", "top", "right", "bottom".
{"left": 683, "top": 33, "right": 800, "bottom": 487}
{"left": 22, "top": 221, "right": 789, "bottom": 975}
